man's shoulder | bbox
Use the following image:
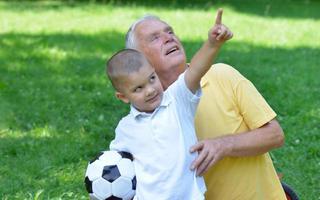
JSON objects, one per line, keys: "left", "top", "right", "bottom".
{"left": 204, "top": 63, "right": 243, "bottom": 81}
{"left": 200, "top": 63, "right": 246, "bottom": 90}
{"left": 209, "top": 63, "right": 239, "bottom": 75}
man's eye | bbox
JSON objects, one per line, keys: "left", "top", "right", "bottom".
{"left": 151, "top": 35, "right": 159, "bottom": 41}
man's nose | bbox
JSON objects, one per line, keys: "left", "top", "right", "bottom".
{"left": 162, "top": 32, "right": 174, "bottom": 43}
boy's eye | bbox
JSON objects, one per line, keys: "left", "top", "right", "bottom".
{"left": 134, "top": 87, "right": 142, "bottom": 93}
{"left": 150, "top": 74, "right": 158, "bottom": 83}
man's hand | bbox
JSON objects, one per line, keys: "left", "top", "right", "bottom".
{"left": 190, "top": 119, "right": 284, "bottom": 176}
{"left": 190, "top": 137, "right": 232, "bottom": 176}
{"left": 208, "top": 9, "right": 233, "bottom": 46}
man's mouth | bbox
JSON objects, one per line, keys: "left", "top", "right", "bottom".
{"left": 165, "top": 46, "right": 179, "bottom": 55}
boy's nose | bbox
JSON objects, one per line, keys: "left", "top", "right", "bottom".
{"left": 146, "top": 86, "right": 156, "bottom": 96}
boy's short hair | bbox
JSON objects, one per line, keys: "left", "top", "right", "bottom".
{"left": 106, "top": 49, "right": 145, "bottom": 92}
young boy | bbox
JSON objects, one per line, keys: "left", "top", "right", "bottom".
{"left": 106, "top": 10, "right": 232, "bottom": 200}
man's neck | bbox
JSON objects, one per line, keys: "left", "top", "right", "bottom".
{"left": 161, "top": 79, "right": 172, "bottom": 91}
{"left": 160, "top": 63, "right": 188, "bottom": 90}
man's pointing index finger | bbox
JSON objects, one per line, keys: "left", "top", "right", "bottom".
{"left": 215, "top": 8, "right": 223, "bottom": 25}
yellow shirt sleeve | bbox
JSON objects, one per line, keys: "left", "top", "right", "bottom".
{"left": 232, "top": 69, "right": 277, "bottom": 130}
{"left": 196, "top": 63, "right": 277, "bottom": 139}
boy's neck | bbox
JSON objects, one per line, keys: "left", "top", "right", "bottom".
{"left": 132, "top": 104, "right": 156, "bottom": 114}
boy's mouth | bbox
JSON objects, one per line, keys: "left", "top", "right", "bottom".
{"left": 146, "top": 93, "right": 159, "bottom": 103}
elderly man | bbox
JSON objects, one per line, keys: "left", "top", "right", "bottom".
{"left": 125, "top": 9, "right": 286, "bottom": 199}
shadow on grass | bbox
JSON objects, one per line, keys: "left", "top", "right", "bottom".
{"left": 1, "top": 0, "right": 320, "bottom": 19}
{"left": 115, "top": 0, "right": 320, "bottom": 19}
{"left": 0, "top": 30, "right": 319, "bottom": 198}
{"left": 0, "top": 31, "right": 127, "bottom": 133}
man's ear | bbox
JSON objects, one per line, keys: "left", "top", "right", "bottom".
{"left": 115, "top": 91, "right": 130, "bottom": 104}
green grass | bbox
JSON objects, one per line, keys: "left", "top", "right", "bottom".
{"left": 0, "top": 1, "right": 319, "bottom": 199}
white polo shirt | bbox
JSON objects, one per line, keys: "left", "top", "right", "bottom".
{"left": 109, "top": 73, "right": 206, "bottom": 200}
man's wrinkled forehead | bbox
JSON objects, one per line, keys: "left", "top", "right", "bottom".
{"left": 136, "top": 19, "right": 172, "bottom": 36}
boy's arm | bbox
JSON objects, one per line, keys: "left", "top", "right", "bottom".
{"left": 185, "top": 9, "right": 233, "bottom": 93}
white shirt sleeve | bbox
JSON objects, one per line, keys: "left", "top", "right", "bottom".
{"left": 167, "top": 72, "right": 202, "bottom": 115}
{"left": 109, "top": 122, "right": 130, "bottom": 152}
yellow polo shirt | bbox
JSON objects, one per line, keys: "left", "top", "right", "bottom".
{"left": 195, "top": 63, "right": 286, "bottom": 200}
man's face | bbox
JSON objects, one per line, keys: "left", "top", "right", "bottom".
{"left": 117, "top": 62, "right": 164, "bottom": 113}
{"left": 134, "top": 19, "right": 186, "bottom": 87}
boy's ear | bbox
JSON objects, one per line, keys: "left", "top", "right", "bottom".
{"left": 115, "top": 91, "right": 130, "bottom": 104}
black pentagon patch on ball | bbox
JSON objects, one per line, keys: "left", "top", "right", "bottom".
{"left": 106, "top": 196, "right": 122, "bottom": 200}
{"left": 102, "top": 165, "right": 121, "bottom": 182}
{"left": 132, "top": 176, "right": 137, "bottom": 190}
{"left": 84, "top": 176, "right": 93, "bottom": 193}
{"left": 89, "top": 151, "right": 104, "bottom": 164}
{"left": 118, "top": 151, "right": 133, "bottom": 161}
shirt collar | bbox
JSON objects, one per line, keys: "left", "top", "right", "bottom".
{"left": 130, "top": 92, "right": 172, "bottom": 119}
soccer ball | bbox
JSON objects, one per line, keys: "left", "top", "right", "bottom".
{"left": 84, "top": 150, "right": 136, "bottom": 200}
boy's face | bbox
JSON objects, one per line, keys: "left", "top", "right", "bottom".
{"left": 116, "top": 62, "right": 164, "bottom": 113}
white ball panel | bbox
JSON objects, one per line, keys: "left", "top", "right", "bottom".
{"left": 122, "top": 189, "right": 135, "bottom": 200}
{"left": 86, "top": 160, "right": 105, "bottom": 181}
{"left": 89, "top": 193, "right": 102, "bottom": 200}
{"left": 92, "top": 178, "right": 112, "bottom": 199}
{"left": 112, "top": 176, "right": 132, "bottom": 197}
{"left": 99, "top": 151, "right": 122, "bottom": 165}
{"left": 117, "top": 158, "right": 135, "bottom": 179}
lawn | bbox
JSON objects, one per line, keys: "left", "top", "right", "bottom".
{"left": 0, "top": 0, "right": 319, "bottom": 199}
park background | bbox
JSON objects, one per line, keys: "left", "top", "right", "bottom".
{"left": 0, "top": 0, "right": 319, "bottom": 199}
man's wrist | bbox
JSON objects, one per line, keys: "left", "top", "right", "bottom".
{"left": 206, "top": 40, "right": 222, "bottom": 50}
{"left": 219, "top": 135, "right": 234, "bottom": 157}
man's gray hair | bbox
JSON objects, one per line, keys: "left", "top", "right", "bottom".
{"left": 125, "top": 15, "right": 161, "bottom": 49}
